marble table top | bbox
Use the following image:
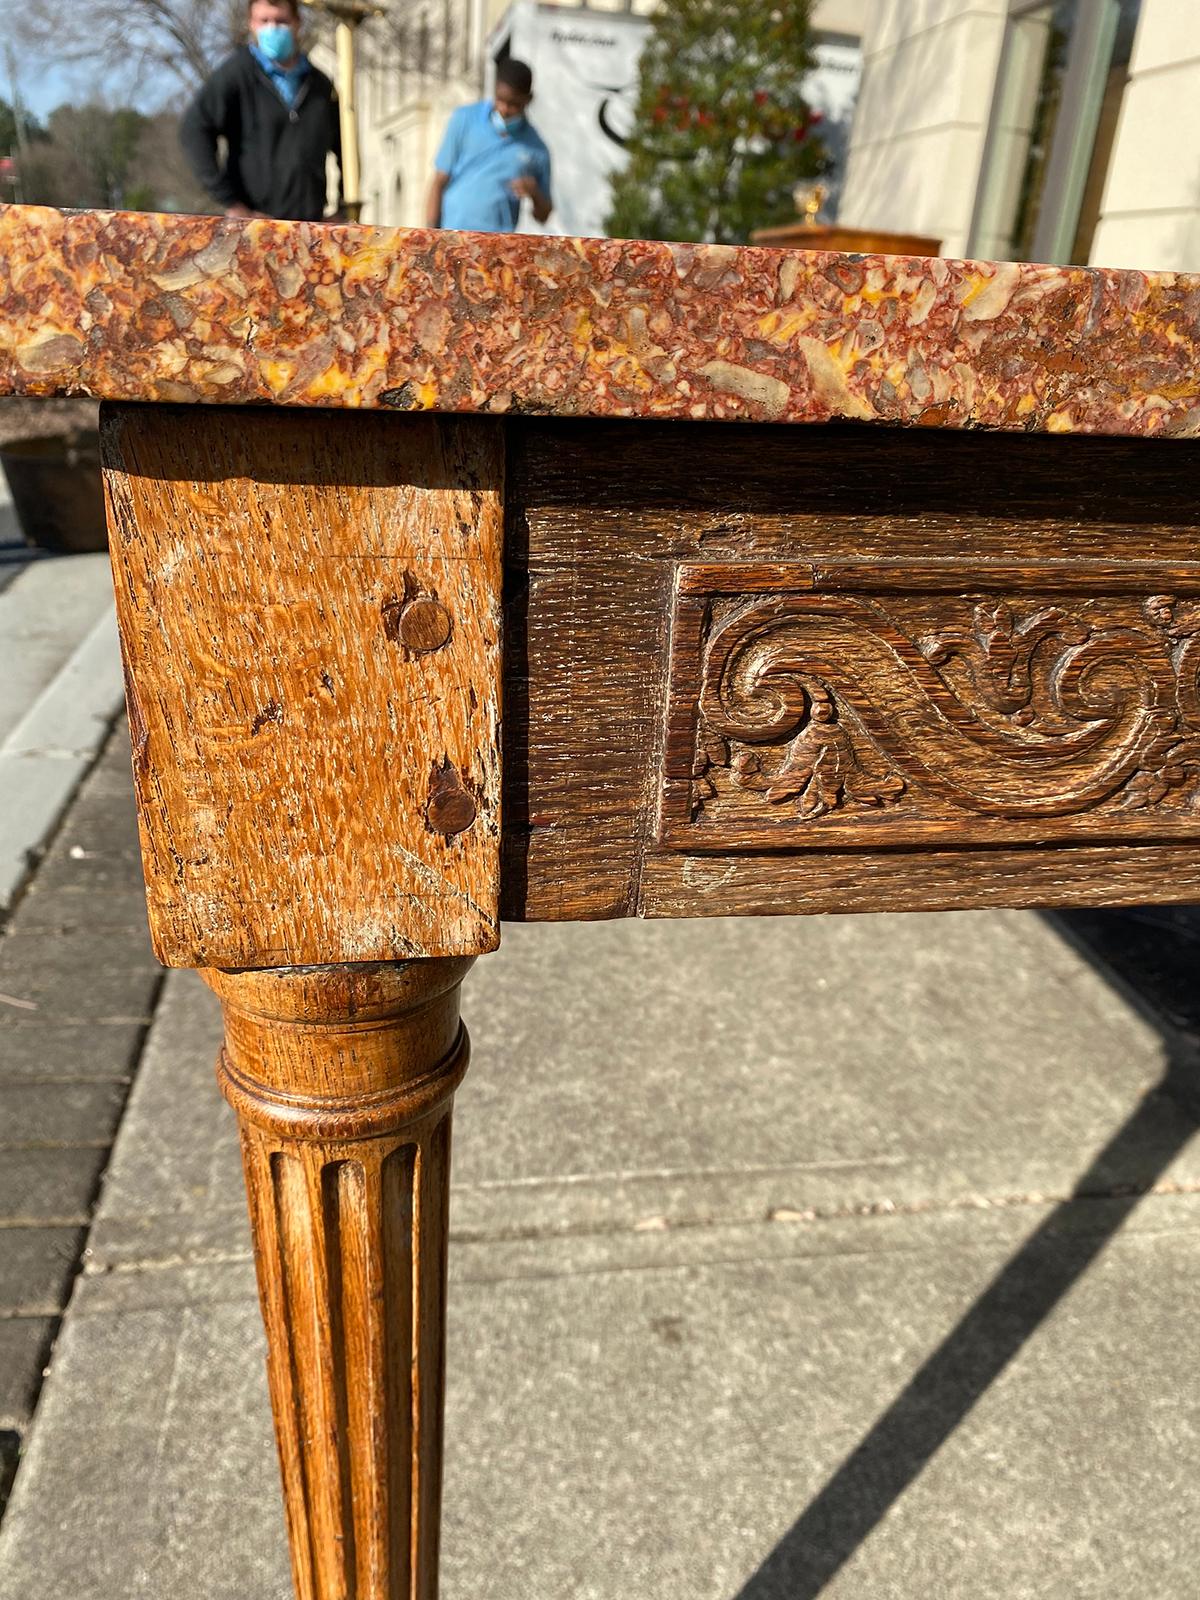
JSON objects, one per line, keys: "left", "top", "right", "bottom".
{"left": 2, "top": 203, "right": 1199, "bottom": 437}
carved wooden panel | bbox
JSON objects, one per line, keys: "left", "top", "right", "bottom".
{"left": 662, "top": 564, "right": 1200, "bottom": 852}
{"left": 506, "top": 420, "right": 1200, "bottom": 918}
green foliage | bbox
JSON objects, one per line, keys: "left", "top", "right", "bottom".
{"left": 0, "top": 97, "right": 48, "bottom": 153}
{"left": 122, "top": 184, "right": 160, "bottom": 211}
{"left": 17, "top": 104, "right": 148, "bottom": 208}
{"left": 607, "top": 0, "right": 829, "bottom": 245}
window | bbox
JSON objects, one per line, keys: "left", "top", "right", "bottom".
{"left": 970, "top": 0, "right": 1142, "bottom": 264}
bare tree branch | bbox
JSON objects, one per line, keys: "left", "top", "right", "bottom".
{"left": 13, "top": 0, "right": 474, "bottom": 115}
{"left": 13, "top": 0, "right": 246, "bottom": 103}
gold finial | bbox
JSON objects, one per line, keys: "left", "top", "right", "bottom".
{"left": 793, "top": 183, "right": 827, "bottom": 227}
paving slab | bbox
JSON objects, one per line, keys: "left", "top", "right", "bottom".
{"left": 0, "top": 1019, "right": 149, "bottom": 1084}
{"left": 1055, "top": 904, "right": 1200, "bottom": 1041}
{"left": 0, "top": 582, "right": 124, "bottom": 915}
{"left": 0, "top": 1148, "right": 106, "bottom": 1224}
{"left": 4, "top": 724, "right": 151, "bottom": 941}
{"left": 12, "top": 864, "right": 149, "bottom": 930}
{"left": 0, "top": 556, "right": 115, "bottom": 748}
{"left": 84, "top": 974, "right": 235, "bottom": 1257}
{"left": 0, "top": 1082, "right": 129, "bottom": 1147}
{"left": 454, "top": 913, "right": 1200, "bottom": 1226}
{"left": 0, "top": 1319, "right": 55, "bottom": 1430}
{"left": 0, "top": 721, "right": 156, "bottom": 1500}
{"left": 0, "top": 728, "right": 153, "bottom": 1011}
{"left": 0, "top": 1228, "right": 85, "bottom": 1314}
{"left": 1, "top": 915, "right": 154, "bottom": 973}
{"left": 0, "top": 940, "right": 161, "bottom": 1027}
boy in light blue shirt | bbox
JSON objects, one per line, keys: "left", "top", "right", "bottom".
{"left": 427, "top": 58, "right": 553, "bottom": 234}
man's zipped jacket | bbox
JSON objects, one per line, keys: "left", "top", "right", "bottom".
{"left": 180, "top": 46, "right": 341, "bottom": 222}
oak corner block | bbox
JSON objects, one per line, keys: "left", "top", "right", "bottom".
{"left": 100, "top": 402, "right": 504, "bottom": 970}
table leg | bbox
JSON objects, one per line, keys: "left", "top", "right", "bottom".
{"left": 204, "top": 958, "right": 474, "bottom": 1600}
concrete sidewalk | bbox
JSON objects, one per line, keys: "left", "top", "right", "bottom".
{"left": 0, "top": 726, "right": 160, "bottom": 1509}
{"left": 0, "top": 527, "right": 125, "bottom": 914}
{"left": 0, "top": 505, "right": 148, "bottom": 1512}
{"left": 2, "top": 896, "right": 1198, "bottom": 1597}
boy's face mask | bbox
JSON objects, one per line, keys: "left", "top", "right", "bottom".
{"left": 256, "top": 22, "right": 296, "bottom": 62}
{"left": 491, "top": 104, "right": 527, "bottom": 135}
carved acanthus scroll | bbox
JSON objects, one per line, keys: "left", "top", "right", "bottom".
{"left": 662, "top": 578, "right": 1200, "bottom": 851}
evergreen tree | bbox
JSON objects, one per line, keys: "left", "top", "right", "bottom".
{"left": 607, "top": 0, "right": 829, "bottom": 245}
{"left": 0, "top": 99, "right": 47, "bottom": 155}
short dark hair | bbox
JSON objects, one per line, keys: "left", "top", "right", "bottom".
{"left": 247, "top": 0, "right": 299, "bottom": 12}
{"left": 495, "top": 58, "right": 533, "bottom": 97}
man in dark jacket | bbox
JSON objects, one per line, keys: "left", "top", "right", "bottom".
{"left": 180, "top": 0, "right": 341, "bottom": 221}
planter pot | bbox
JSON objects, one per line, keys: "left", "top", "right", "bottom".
{"left": 0, "top": 431, "right": 107, "bottom": 553}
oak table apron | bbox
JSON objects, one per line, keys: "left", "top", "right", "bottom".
{"left": 3, "top": 203, "right": 1199, "bottom": 1600}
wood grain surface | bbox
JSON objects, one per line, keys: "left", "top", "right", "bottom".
{"left": 102, "top": 405, "right": 504, "bottom": 969}
{"left": 209, "top": 959, "right": 471, "bottom": 1600}
{"left": 503, "top": 419, "right": 1200, "bottom": 921}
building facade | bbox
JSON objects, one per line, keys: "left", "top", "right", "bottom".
{"left": 838, "top": 0, "right": 1200, "bottom": 271}
{"left": 352, "top": 0, "right": 1200, "bottom": 274}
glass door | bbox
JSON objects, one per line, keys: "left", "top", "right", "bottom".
{"left": 969, "top": 0, "right": 1142, "bottom": 264}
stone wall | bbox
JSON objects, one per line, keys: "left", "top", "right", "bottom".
{"left": 1090, "top": 0, "right": 1200, "bottom": 271}
{"left": 837, "top": 0, "right": 1009, "bottom": 259}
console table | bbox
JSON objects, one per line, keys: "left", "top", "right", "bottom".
{"left": 3, "top": 203, "right": 1199, "bottom": 1599}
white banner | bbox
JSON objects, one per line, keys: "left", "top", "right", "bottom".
{"left": 489, "top": 2, "right": 862, "bottom": 238}
{"left": 490, "top": 1, "right": 648, "bottom": 239}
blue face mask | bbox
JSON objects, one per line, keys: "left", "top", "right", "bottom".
{"left": 256, "top": 22, "right": 296, "bottom": 62}
{"left": 491, "top": 107, "right": 526, "bottom": 135}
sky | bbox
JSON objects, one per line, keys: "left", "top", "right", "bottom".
{"left": 10, "top": 46, "right": 175, "bottom": 120}
{"left": 19, "top": 63, "right": 80, "bottom": 120}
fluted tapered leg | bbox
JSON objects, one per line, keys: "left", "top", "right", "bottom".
{"left": 205, "top": 958, "right": 474, "bottom": 1600}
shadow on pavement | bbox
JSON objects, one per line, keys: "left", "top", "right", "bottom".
{"left": 732, "top": 906, "right": 1200, "bottom": 1600}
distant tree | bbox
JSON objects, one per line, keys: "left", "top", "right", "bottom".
{"left": 0, "top": 97, "right": 48, "bottom": 154}
{"left": 607, "top": 0, "right": 829, "bottom": 245}
{"left": 14, "top": 103, "right": 205, "bottom": 212}
{"left": 23, "top": 105, "right": 146, "bottom": 207}
{"left": 124, "top": 111, "right": 214, "bottom": 212}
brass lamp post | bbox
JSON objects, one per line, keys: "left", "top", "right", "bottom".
{"left": 302, "top": 0, "right": 385, "bottom": 222}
